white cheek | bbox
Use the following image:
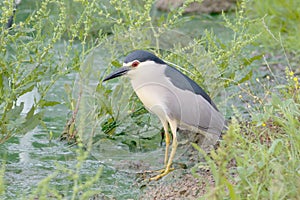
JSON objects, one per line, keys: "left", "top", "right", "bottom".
{"left": 126, "top": 68, "right": 137, "bottom": 78}
{"left": 127, "top": 66, "right": 143, "bottom": 78}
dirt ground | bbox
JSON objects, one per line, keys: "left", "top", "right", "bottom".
{"left": 136, "top": 137, "right": 217, "bottom": 200}
{"left": 139, "top": 164, "right": 215, "bottom": 199}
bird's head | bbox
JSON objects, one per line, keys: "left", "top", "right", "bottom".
{"left": 103, "top": 50, "right": 166, "bottom": 82}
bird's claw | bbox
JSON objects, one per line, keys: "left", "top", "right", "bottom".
{"left": 149, "top": 167, "right": 174, "bottom": 181}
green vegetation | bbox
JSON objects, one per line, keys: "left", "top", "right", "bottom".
{"left": 0, "top": 0, "right": 95, "bottom": 143}
{"left": 0, "top": 0, "right": 299, "bottom": 199}
{"left": 246, "top": 0, "right": 300, "bottom": 51}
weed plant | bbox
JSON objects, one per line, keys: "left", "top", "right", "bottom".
{"left": 0, "top": 0, "right": 299, "bottom": 199}
{"left": 246, "top": 0, "right": 300, "bottom": 51}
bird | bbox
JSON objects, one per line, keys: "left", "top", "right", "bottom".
{"left": 103, "top": 50, "right": 225, "bottom": 180}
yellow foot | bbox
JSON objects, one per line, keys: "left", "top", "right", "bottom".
{"left": 153, "top": 167, "right": 172, "bottom": 174}
{"left": 149, "top": 167, "right": 174, "bottom": 181}
{"left": 141, "top": 168, "right": 166, "bottom": 174}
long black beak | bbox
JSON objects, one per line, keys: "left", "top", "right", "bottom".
{"left": 103, "top": 66, "right": 131, "bottom": 82}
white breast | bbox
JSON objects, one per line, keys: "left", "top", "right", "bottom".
{"left": 128, "top": 62, "right": 171, "bottom": 121}
{"left": 133, "top": 81, "right": 170, "bottom": 121}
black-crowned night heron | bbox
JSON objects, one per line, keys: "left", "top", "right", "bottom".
{"left": 103, "top": 50, "right": 225, "bottom": 180}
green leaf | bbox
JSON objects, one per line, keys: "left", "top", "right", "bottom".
{"left": 224, "top": 178, "right": 239, "bottom": 200}
{"left": 0, "top": 74, "right": 3, "bottom": 97}
{"left": 242, "top": 54, "right": 263, "bottom": 66}
{"left": 271, "top": 94, "right": 281, "bottom": 108}
{"left": 268, "top": 139, "right": 283, "bottom": 156}
{"left": 6, "top": 103, "right": 24, "bottom": 120}
{"left": 40, "top": 100, "right": 60, "bottom": 107}
{"left": 26, "top": 105, "right": 35, "bottom": 120}
{"left": 17, "top": 112, "right": 43, "bottom": 134}
{"left": 15, "top": 82, "right": 36, "bottom": 97}
{"left": 238, "top": 70, "right": 253, "bottom": 84}
{"left": 111, "top": 60, "right": 122, "bottom": 67}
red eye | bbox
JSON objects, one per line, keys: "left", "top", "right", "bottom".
{"left": 132, "top": 61, "right": 140, "bottom": 67}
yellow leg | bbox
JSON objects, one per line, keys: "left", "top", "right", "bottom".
{"left": 150, "top": 119, "right": 178, "bottom": 181}
{"left": 164, "top": 129, "right": 170, "bottom": 166}
{"left": 159, "top": 120, "right": 170, "bottom": 166}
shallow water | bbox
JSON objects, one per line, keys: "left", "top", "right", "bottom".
{"left": 0, "top": 48, "right": 165, "bottom": 199}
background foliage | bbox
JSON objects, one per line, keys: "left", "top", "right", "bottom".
{"left": 0, "top": 0, "right": 299, "bottom": 199}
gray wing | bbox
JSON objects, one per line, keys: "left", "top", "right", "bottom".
{"left": 164, "top": 66, "right": 225, "bottom": 135}
{"left": 165, "top": 66, "right": 219, "bottom": 111}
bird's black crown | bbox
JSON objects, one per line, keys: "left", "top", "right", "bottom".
{"left": 124, "top": 50, "right": 166, "bottom": 65}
